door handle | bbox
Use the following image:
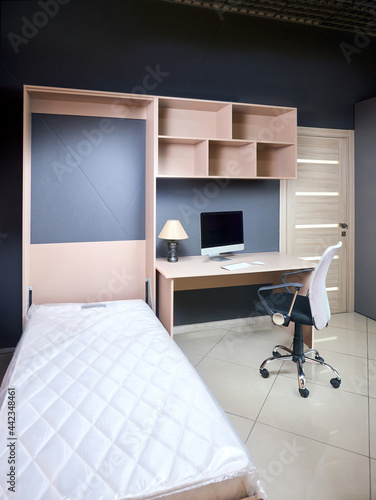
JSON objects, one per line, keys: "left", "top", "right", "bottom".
{"left": 339, "top": 223, "right": 348, "bottom": 229}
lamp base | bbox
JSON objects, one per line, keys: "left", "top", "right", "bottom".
{"left": 167, "top": 240, "right": 178, "bottom": 262}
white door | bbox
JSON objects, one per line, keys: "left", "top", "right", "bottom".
{"left": 282, "top": 127, "right": 354, "bottom": 313}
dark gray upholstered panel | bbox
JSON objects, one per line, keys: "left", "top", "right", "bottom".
{"left": 354, "top": 98, "right": 376, "bottom": 321}
{"left": 31, "top": 114, "right": 145, "bottom": 244}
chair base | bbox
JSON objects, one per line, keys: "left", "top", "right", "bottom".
{"left": 260, "top": 323, "right": 341, "bottom": 398}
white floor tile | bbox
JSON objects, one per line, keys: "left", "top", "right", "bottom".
{"left": 173, "top": 328, "right": 228, "bottom": 357}
{"left": 226, "top": 413, "right": 254, "bottom": 443}
{"left": 368, "top": 318, "right": 376, "bottom": 334}
{"left": 330, "top": 312, "right": 367, "bottom": 332}
{"left": 279, "top": 349, "right": 369, "bottom": 396}
{"left": 370, "top": 360, "right": 376, "bottom": 399}
{"left": 207, "top": 327, "right": 292, "bottom": 370}
{"left": 370, "top": 398, "right": 376, "bottom": 459}
{"left": 247, "top": 423, "right": 370, "bottom": 500}
{"left": 258, "top": 376, "right": 369, "bottom": 455}
{"left": 314, "top": 325, "right": 367, "bottom": 358}
{"left": 230, "top": 321, "right": 294, "bottom": 343}
{"left": 371, "top": 459, "right": 376, "bottom": 500}
{"left": 182, "top": 351, "right": 203, "bottom": 367}
{"left": 195, "top": 356, "right": 275, "bottom": 420}
{"left": 369, "top": 333, "right": 376, "bottom": 361}
{"left": 173, "top": 317, "right": 254, "bottom": 335}
{"left": 176, "top": 312, "right": 373, "bottom": 498}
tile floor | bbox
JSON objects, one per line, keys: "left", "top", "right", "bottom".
{"left": 174, "top": 312, "right": 376, "bottom": 500}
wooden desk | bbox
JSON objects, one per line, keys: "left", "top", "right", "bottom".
{"left": 156, "top": 252, "right": 316, "bottom": 347}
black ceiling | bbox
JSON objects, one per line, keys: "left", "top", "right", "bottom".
{"left": 161, "top": 0, "right": 376, "bottom": 36}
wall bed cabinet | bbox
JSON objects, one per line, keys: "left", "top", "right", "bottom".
{"left": 23, "top": 86, "right": 157, "bottom": 320}
{"left": 23, "top": 86, "right": 296, "bottom": 321}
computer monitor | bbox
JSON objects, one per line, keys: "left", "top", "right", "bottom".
{"left": 200, "top": 210, "right": 244, "bottom": 261}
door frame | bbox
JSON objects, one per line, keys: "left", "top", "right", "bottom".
{"left": 280, "top": 126, "right": 355, "bottom": 312}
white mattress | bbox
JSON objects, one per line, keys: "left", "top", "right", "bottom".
{"left": 0, "top": 300, "right": 264, "bottom": 499}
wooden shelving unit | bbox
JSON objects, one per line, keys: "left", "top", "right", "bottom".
{"left": 158, "top": 97, "right": 232, "bottom": 139}
{"left": 158, "top": 137, "right": 208, "bottom": 177}
{"left": 23, "top": 86, "right": 297, "bottom": 320}
{"left": 157, "top": 97, "right": 297, "bottom": 179}
{"left": 208, "top": 140, "right": 256, "bottom": 178}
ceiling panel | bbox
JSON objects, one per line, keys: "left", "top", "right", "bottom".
{"left": 161, "top": 0, "right": 376, "bottom": 36}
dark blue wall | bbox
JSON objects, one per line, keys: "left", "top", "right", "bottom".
{"left": 156, "top": 178, "right": 280, "bottom": 258}
{"left": 1, "top": 0, "right": 376, "bottom": 345}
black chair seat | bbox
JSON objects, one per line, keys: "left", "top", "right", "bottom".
{"left": 255, "top": 292, "right": 314, "bottom": 326}
{"left": 256, "top": 243, "right": 342, "bottom": 397}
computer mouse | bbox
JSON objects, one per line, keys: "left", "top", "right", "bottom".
{"left": 251, "top": 261, "right": 265, "bottom": 265}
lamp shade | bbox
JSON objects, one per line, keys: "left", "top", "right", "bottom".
{"left": 158, "top": 220, "right": 188, "bottom": 240}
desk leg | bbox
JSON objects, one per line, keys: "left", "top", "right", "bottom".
{"left": 157, "top": 272, "right": 174, "bottom": 336}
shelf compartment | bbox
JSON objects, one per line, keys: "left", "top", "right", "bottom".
{"left": 209, "top": 140, "right": 257, "bottom": 177}
{"left": 28, "top": 86, "right": 153, "bottom": 119}
{"left": 257, "top": 143, "right": 296, "bottom": 178}
{"left": 159, "top": 98, "right": 232, "bottom": 139}
{"left": 233, "top": 104, "right": 296, "bottom": 143}
{"left": 158, "top": 137, "right": 208, "bottom": 177}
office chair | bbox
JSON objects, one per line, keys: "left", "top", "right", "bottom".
{"left": 256, "top": 242, "right": 342, "bottom": 398}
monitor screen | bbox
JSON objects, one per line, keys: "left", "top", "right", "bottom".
{"left": 200, "top": 211, "right": 244, "bottom": 261}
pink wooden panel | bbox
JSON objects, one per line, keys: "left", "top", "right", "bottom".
{"left": 29, "top": 241, "right": 145, "bottom": 308}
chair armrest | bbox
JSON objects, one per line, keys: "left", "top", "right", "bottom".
{"left": 281, "top": 268, "right": 314, "bottom": 292}
{"left": 257, "top": 282, "right": 304, "bottom": 319}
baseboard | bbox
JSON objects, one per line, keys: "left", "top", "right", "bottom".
{"left": 173, "top": 315, "right": 271, "bottom": 335}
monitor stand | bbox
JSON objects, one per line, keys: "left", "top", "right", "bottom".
{"left": 209, "top": 255, "right": 231, "bottom": 262}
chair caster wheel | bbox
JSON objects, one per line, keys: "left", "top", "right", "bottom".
{"left": 260, "top": 368, "right": 269, "bottom": 379}
{"left": 272, "top": 351, "right": 282, "bottom": 358}
{"left": 299, "top": 388, "right": 309, "bottom": 398}
{"left": 330, "top": 377, "right": 341, "bottom": 389}
{"left": 315, "top": 355, "right": 324, "bottom": 362}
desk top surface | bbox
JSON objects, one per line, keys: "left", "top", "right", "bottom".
{"left": 156, "top": 251, "right": 315, "bottom": 280}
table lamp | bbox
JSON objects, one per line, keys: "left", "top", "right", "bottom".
{"left": 158, "top": 220, "right": 188, "bottom": 262}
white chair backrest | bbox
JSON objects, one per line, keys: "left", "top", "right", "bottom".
{"left": 308, "top": 241, "right": 342, "bottom": 330}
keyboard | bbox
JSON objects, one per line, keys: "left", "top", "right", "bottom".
{"left": 221, "top": 262, "right": 252, "bottom": 271}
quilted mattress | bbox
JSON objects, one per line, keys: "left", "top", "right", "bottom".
{"left": 0, "top": 300, "right": 264, "bottom": 499}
